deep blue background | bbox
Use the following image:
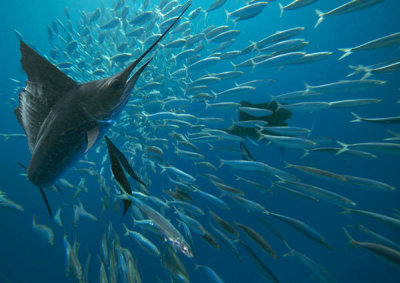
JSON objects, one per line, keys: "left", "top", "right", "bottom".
{"left": 0, "top": 0, "right": 399, "bottom": 282}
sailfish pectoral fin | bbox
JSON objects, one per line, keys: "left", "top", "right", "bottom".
{"left": 105, "top": 136, "right": 146, "bottom": 187}
{"left": 105, "top": 136, "right": 132, "bottom": 215}
{"left": 38, "top": 186, "right": 53, "bottom": 218}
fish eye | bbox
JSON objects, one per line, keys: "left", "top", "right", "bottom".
{"left": 110, "top": 79, "right": 123, "bottom": 90}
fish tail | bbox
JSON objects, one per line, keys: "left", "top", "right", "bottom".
{"left": 230, "top": 61, "right": 237, "bottom": 70}
{"left": 32, "top": 216, "right": 36, "bottom": 228}
{"left": 346, "top": 65, "right": 361, "bottom": 77}
{"left": 342, "top": 227, "right": 357, "bottom": 248}
{"left": 256, "top": 131, "right": 265, "bottom": 142}
{"left": 158, "top": 164, "right": 166, "bottom": 174}
{"left": 338, "top": 48, "right": 352, "bottom": 60}
{"left": 361, "top": 72, "right": 372, "bottom": 80}
{"left": 225, "top": 9, "right": 230, "bottom": 23}
{"left": 350, "top": 112, "right": 362, "bottom": 122}
{"left": 338, "top": 207, "right": 351, "bottom": 215}
{"left": 314, "top": 10, "right": 325, "bottom": 28}
{"left": 250, "top": 59, "right": 256, "bottom": 72}
{"left": 282, "top": 249, "right": 295, "bottom": 258}
{"left": 278, "top": 3, "right": 284, "bottom": 18}
{"left": 336, "top": 141, "right": 349, "bottom": 155}
{"left": 300, "top": 149, "right": 309, "bottom": 159}
{"left": 123, "top": 223, "right": 129, "bottom": 237}
{"left": 249, "top": 41, "right": 258, "bottom": 53}
{"left": 218, "top": 158, "right": 224, "bottom": 168}
{"left": 283, "top": 161, "right": 292, "bottom": 168}
{"left": 303, "top": 82, "right": 311, "bottom": 95}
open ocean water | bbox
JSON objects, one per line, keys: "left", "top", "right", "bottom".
{"left": 0, "top": 0, "right": 399, "bottom": 282}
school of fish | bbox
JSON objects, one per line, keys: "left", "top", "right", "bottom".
{"left": 2, "top": 0, "right": 400, "bottom": 282}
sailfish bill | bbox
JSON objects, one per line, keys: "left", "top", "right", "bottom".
{"left": 14, "top": 1, "right": 192, "bottom": 216}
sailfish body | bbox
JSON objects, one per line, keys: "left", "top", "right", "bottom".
{"left": 15, "top": 41, "right": 146, "bottom": 188}
{"left": 14, "top": 2, "right": 191, "bottom": 215}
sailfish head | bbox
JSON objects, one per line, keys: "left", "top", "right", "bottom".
{"left": 80, "top": 1, "right": 191, "bottom": 122}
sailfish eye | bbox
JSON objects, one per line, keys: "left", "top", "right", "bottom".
{"left": 109, "top": 79, "right": 123, "bottom": 90}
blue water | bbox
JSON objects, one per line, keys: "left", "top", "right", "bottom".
{"left": 0, "top": 0, "right": 399, "bottom": 282}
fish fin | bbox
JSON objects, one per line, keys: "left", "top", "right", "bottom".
{"left": 278, "top": 3, "right": 284, "bottom": 18}
{"left": 336, "top": 141, "right": 349, "bottom": 155}
{"left": 105, "top": 136, "right": 146, "bottom": 186}
{"left": 282, "top": 249, "right": 295, "bottom": 258}
{"left": 105, "top": 136, "right": 132, "bottom": 215}
{"left": 338, "top": 48, "right": 352, "bottom": 60}
{"left": 230, "top": 61, "right": 237, "bottom": 71}
{"left": 361, "top": 71, "right": 372, "bottom": 80}
{"left": 342, "top": 227, "right": 357, "bottom": 248}
{"left": 350, "top": 112, "right": 362, "bottom": 122}
{"left": 122, "top": 223, "right": 130, "bottom": 236}
{"left": 218, "top": 158, "right": 224, "bottom": 168}
{"left": 86, "top": 127, "right": 99, "bottom": 153}
{"left": 314, "top": 10, "right": 325, "bottom": 28}
{"left": 16, "top": 41, "right": 78, "bottom": 153}
{"left": 158, "top": 164, "right": 166, "bottom": 174}
{"left": 16, "top": 161, "right": 27, "bottom": 170}
{"left": 251, "top": 59, "right": 256, "bottom": 72}
{"left": 338, "top": 207, "right": 351, "bottom": 215}
{"left": 38, "top": 186, "right": 53, "bottom": 218}
{"left": 300, "top": 150, "right": 309, "bottom": 159}
{"left": 283, "top": 161, "right": 292, "bottom": 168}
{"left": 54, "top": 184, "right": 64, "bottom": 196}
{"left": 303, "top": 82, "right": 311, "bottom": 95}
{"left": 225, "top": 9, "right": 230, "bottom": 23}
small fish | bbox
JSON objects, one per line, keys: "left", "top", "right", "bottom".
{"left": 347, "top": 61, "right": 400, "bottom": 79}
{"left": 279, "top": 0, "right": 319, "bottom": 17}
{"left": 284, "top": 161, "right": 347, "bottom": 182}
{"left": 337, "top": 141, "right": 400, "bottom": 155}
{"left": 341, "top": 208, "right": 400, "bottom": 230}
{"left": 0, "top": 190, "right": 24, "bottom": 212}
{"left": 266, "top": 211, "right": 333, "bottom": 250}
{"left": 207, "top": 0, "right": 227, "bottom": 12}
{"left": 350, "top": 112, "right": 400, "bottom": 124}
{"left": 236, "top": 222, "right": 277, "bottom": 259}
{"left": 32, "top": 217, "right": 54, "bottom": 245}
{"left": 195, "top": 264, "right": 225, "bottom": 283}
{"left": 100, "top": 17, "right": 120, "bottom": 29}
{"left": 338, "top": 32, "right": 400, "bottom": 60}
{"left": 329, "top": 99, "right": 381, "bottom": 108}
{"left": 239, "top": 240, "right": 280, "bottom": 283}
{"left": 123, "top": 224, "right": 160, "bottom": 257}
{"left": 315, "top": 0, "right": 385, "bottom": 28}
{"left": 125, "top": 195, "right": 193, "bottom": 257}
{"left": 225, "top": 2, "right": 269, "bottom": 22}
{"left": 277, "top": 176, "right": 356, "bottom": 207}
{"left": 343, "top": 227, "right": 400, "bottom": 268}
{"left": 159, "top": 164, "right": 196, "bottom": 183}
{"left": 259, "top": 133, "right": 316, "bottom": 149}
{"left": 283, "top": 245, "right": 335, "bottom": 283}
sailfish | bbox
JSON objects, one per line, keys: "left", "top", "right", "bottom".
{"left": 14, "top": 2, "right": 191, "bottom": 217}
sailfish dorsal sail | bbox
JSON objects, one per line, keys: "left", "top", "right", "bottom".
{"left": 14, "top": 41, "right": 78, "bottom": 152}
